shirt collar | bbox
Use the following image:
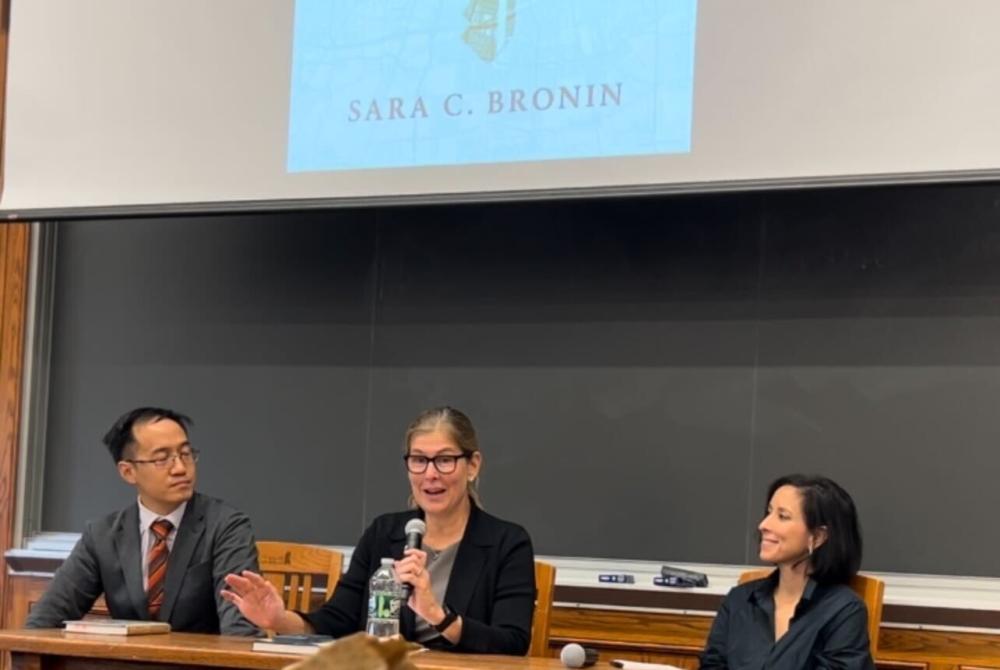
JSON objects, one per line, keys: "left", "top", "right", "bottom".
{"left": 138, "top": 497, "right": 187, "bottom": 533}
{"left": 748, "top": 568, "right": 821, "bottom": 605}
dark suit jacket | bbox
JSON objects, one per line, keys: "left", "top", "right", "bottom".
{"left": 301, "top": 502, "right": 536, "bottom": 655}
{"left": 25, "top": 492, "right": 260, "bottom": 636}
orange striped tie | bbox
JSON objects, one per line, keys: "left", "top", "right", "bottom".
{"left": 146, "top": 519, "right": 174, "bottom": 619}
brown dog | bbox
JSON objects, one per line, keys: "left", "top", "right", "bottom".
{"left": 283, "top": 633, "right": 422, "bottom": 670}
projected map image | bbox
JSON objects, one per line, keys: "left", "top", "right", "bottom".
{"left": 287, "top": 0, "right": 698, "bottom": 173}
{"left": 461, "top": 0, "right": 517, "bottom": 63}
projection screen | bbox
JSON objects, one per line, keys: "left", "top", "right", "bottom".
{"left": 2, "top": 0, "right": 1000, "bottom": 217}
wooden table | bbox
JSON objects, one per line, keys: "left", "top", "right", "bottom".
{"left": 0, "top": 630, "right": 573, "bottom": 670}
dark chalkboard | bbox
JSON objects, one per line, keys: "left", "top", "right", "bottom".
{"left": 40, "top": 181, "right": 1000, "bottom": 577}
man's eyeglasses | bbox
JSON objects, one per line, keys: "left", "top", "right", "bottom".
{"left": 403, "top": 452, "right": 470, "bottom": 474}
{"left": 128, "top": 448, "right": 200, "bottom": 470}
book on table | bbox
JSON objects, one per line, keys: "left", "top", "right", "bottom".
{"left": 252, "top": 635, "right": 429, "bottom": 657}
{"left": 252, "top": 635, "right": 336, "bottom": 655}
{"left": 63, "top": 620, "right": 171, "bottom": 636}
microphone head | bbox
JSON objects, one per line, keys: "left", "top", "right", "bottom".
{"left": 559, "top": 643, "right": 587, "bottom": 669}
{"left": 404, "top": 519, "right": 426, "bottom": 536}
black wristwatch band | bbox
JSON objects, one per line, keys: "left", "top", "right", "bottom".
{"left": 433, "top": 604, "right": 458, "bottom": 633}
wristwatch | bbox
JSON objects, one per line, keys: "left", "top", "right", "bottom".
{"left": 433, "top": 604, "right": 458, "bottom": 633}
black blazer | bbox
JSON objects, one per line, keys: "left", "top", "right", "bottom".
{"left": 25, "top": 492, "right": 260, "bottom": 636}
{"left": 301, "top": 502, "right": 535, "bottom": 655}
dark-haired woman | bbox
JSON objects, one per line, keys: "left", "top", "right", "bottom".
{"left": 699, "top": 474, "right": 875, "bottom": 670}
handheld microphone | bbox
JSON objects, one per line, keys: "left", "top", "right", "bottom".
{"left": 401, "top": 518, "right": 426, "bottom": 601}
{"left": 560, "top": 643, "right": 599, "bottom": 668}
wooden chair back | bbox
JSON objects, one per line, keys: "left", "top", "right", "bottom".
{"left": 256, "top": 541, "right": 344, "bottom": 611}
{"left": 529, "top": 561, "right": 557, "bottom": 658}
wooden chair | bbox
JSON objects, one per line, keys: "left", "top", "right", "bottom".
{"left": 256, "top": 541, "right": 344, "bottom": 611}
{"left": 738, "top": 569, "right": 884, "bottom": 654}
{"left": 529, "top": 561, "right": 557, "bottom": 658}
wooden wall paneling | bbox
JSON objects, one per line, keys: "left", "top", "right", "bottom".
{"left": 0, "top": 222, "right": 29, "bottom": 619}
{"left": 0, "top": 222, "right": 30, "bottom": 670}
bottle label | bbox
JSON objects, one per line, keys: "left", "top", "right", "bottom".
{"left": 368, "top": 593, "right": 400, "bottom": 619}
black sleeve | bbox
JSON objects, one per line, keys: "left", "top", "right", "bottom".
{"left": 298, "top": 520, "right": 377, "bottom": 637}
{"left": 453, "top": 525, "right": 535, "bottom": 655}
{"left": 698, "top": 593, "right": 731, "bottom": 670}
{"left": 814, "top": 599, "right": 876, "bottom": 670}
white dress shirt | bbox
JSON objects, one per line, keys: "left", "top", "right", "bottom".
{"left": 138, "top": 497, "right": 187, "bottom": 591}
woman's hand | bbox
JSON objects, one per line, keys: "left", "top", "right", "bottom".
{"left": 221, "top": 570, "right": 288, "bottom": 630}
{"left": 394, "top": 548, "right": 445, "bottom": 625}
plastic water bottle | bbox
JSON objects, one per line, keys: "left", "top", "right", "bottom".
{"left": 366, "top": 558, "right": 402, "bottom": 638}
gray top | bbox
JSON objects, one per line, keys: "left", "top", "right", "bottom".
{"left": 414, "top": 541, "right": 461, "bottom": 643}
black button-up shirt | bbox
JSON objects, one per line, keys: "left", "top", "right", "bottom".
{"left": 699, "top": 572, "right": 876, "bottom": 670}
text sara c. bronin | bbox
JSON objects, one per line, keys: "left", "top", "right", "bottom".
{"left": 347, "top": 82, "right": 623, "bottom": 122}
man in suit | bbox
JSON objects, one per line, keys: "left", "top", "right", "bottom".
{"left": 26, "top": 407, "right": 260, "bottom": 636}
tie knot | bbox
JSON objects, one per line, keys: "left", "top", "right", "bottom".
{"left": 151, "top": 519, "right": 173, "bottom": 540}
